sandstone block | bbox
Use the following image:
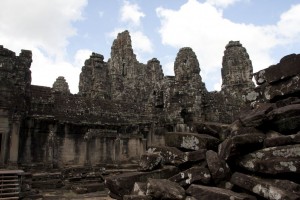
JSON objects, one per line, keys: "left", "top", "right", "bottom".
{"left": 147, "top": 146, "right": 183, "bottom": 165}
{"left": 146, "top": 178, "right": 185, "bottom": 200}
{"left": 186, "top": 184, "right": 256, "bottom": 200}
{"left": 169, "top": 166, "right": 211, "bottom": 186}
{"left": 206, "top": 150, "right": 231, "bottom": 183}
{"left": 239, "top": 144, "right": 300, "bottom": 174}
{"left": 138, "top": 153, "right": 162, "bottom": 172}
{"left": 165, "top": 132, "right": 219, "bottom": 151}
{"left": 231, "top": 172, "right": 300, "bottom": 200}
{"left": 105, "top": 166, "right": 179, "bottom": 198}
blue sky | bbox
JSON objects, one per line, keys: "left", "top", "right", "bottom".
{"left": 1, "top": 0, "right": 300, "bottom": 93}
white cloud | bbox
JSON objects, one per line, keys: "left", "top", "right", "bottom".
{"left": 74, "top": 49, "right": 93, "bottom": 68}
{"left": 206, "top": 0, "right": 241, "bottom": 8}
{"left": 0, "top": 0, "right": 87, "bottom": 94}
{"left": 120, "top": 0, "right": 145, "bottom": 26}
{"left": 156, "top": 0, "right": 300, "bottom": 90}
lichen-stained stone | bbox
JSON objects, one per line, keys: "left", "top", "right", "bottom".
{"left": 138, "top": 153, "right": 162, "bottom": 172}
{"left": 239, "top": 144, "right": 300, "bottom": 174}
{"left": 231, "top": 172, "right": 300, "bottom": 200}
{"left": 264, "top": 132, "right": 300, "bottom": 147}
{"left": 267, "top": 104, "right": 300, "bottom": 134}
{"left": 169, "top": 166, "right": 211, "bottom": 187}
{"left": 254, "top": 53, "right": 300, "bottom": 85}
{"left": 132, "top": 182, "right": 147, "bottom": 196}
{"left": 147, "top": 146, "right": 183, "bottom": 165}
{"left": 105, "top": 166, "right": 179, "bottom": 198}
{"left": 206, "top": 150, "right": 231, "bottom": 183}
{"left": 146, "top": 179, "right": 185, "bottom": 200}
{"left": 164, "top": 132, "right": 220, "bottom": 151}
{"left": 178, "top": 149, "right": 207, "bottom": 163}
{"left": 262, "top": 75, "right": 300, "bottom": 102}
{"left": 218, "top": 133, "right": 265, "bottom": 160}
{"left": 186, "top": 184, "right": 257, "bottom": 200}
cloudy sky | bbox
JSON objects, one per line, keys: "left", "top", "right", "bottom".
{"left": 1, "top": 0, "right": 300, "bottom": 93}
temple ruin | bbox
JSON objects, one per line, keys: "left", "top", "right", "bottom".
{"left": 0, "top": 30, "right": 299, "bottom": 199}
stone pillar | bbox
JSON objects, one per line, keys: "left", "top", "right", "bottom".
{"left": 9, "top": 115, "right": 21, "bottom": 165}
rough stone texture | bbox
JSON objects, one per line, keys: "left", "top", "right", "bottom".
{"left": 52, "top": 76, "right": 70, "bottom": 94}
{"left": 238, "top": 144, "right": 300, "bottom": 174}
{"left": 231, "top": 172, "right": 300, "bottom": 200}
{"left": 138, "top": 153, "right": 162, "bottom": 172}
{"left": 132, "top": 182, "right": 147, "bottom": 196}
{"left": 164, "top": 132, "right": 220, "bottom": 151}
{"left": 186, "top": 184, "right": 257, "bottom": 200}
{"left": 266, "top": 104, "right": 300, "bottom": 134}
{"left": 123, "top": 195, "right": 152, "bottom": 200}
{"left": 206, "top": 150, "right": 231, "bottom": 183}
{"left": 254, "top": 54, "right": 300, "bottom": 85}
{"left": 105, "top": 166, "right": 179, "bottom": 198}
{"left": 264, "top": 132, "right": 300, "bottom": 147}
{"left": 218, "top": 133, "right": 265, "bottom": 160}
{"left": 147, "top": 146, "right": 183, "bottom": 165}
{"left": 146, "top": 178, "right": 186, "bottom": 200}
{"left": 169, "top": 166, "right": 211, "bottom": 187}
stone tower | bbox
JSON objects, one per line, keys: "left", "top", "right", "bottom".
{"left": 52, "top": 76, "right": 70, "bottom": 94}
{"left": 221, "top": 41, "right": 254, "bottom": 93}
{"left": 78, "top": 53, "right": 109, "bottom": 99}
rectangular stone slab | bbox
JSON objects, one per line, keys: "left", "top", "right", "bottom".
{"left": 105, "top": 166, "right": 179, "bottom": 198}
{"left": 164, "top": 132, "right": 219, "bottom": 150}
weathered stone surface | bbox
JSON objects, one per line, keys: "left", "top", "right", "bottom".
{"left": 239, "top": 144, "right": 300, "bottom": 174}
{"left": 123, "top": 195, "right": 152, "bottom": 200}
{"left": 138, "top": 153, "right": 162, "bottom": 172}
{"left": 165, "top": 132, "right": 220, "bottom": 151}
{"left": 267, "top": 104, "right": 300, "bottom": 133}
{"left": 105, "top": 166, "right": 179, "bottom": 198}
{"left": 218, "top": 133, "right": 265, "bottom": 160}
{"left": 206, "top": 150, "right": 230, "bottom": 183}
{"left": 264, "top": 132, "right": 300, "bottom": 147}
{"left": 169, "top": 166, "right": 211, "bottom": 186}
{"left": 186, "top": 184, "right": 256, "bottom": 200}
{"left": 147, "top": 146, "right": 183, "bottom": 165}
{"left": 132, "top": 182, "right": 147, "bottom": 196}
{"left": 221, "top": 41, "right": 255, "bottom": 91}
{"left": 178, "top": 149, "right": 207, "bottom": 163}
{"left": 261, "top": 75, "right": 300, "bottom": 101}
{"left": 231, "top": 172, "right": 300, "bottom": 200}
{"left": 146, "top": 178, "right": 185, "bottom": 200}
{"left": 239, "top": 103, "right": 275, "bottom": 127}
{"left": 195, "top": 122, "right": 229, "bottom": 138}
{"left": 254, "top": 53, "right": 300, "bottom": 85}
{"left": 52, "top": 76, "right": 70, "bottom": 94}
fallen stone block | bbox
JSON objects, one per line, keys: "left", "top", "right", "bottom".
{"left": 267, "top": 104, "right": 300, "bottom": 134}
{"left": 239, "top": 144, "right": 300, "bottom": 174}
{"left": 239, "top": 103, "right": 275, "bottom": 127}
{"left": 178, "top": 149, "right": 207, "bottom": 163}
{"left": 138, "top": 153, "right": 162, "bottom": 172}
{"left": 169, "top": 166, "right": 211, "bottom": 187}
{"left": 195, "top": 122, "right": 229, "bottom": 138}
{"left": 206, "top": 150, "right": 230, "bottom": 183}
{"left": 123, "top": 195, "right": 153, "bottom": 200}
{"left": 147, "top": 146, "right": 183, "bottom": 165}
{"left": 264, "top": 132, "right": 300, "bottom": 147}
{"left": 105, "top": 166, "right": 179, "bottom": 198}
{"left": 231, "top": 172, "right": 300, "bottom": 200}
{"left": 254, "top": 53, "right": 300, "bottom": 85}
{"left": 186, "top": 184, "right": 257, "bottom": 200}
{"left": 165, "top": 132, "right": 219, "bottom": 151}
{"left": 146, "top": 178, "right": 185, "bottom": 200}
{"left": 218, "top": 133, "right": 265, "bottom": 160}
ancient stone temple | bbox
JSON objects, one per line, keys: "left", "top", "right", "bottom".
{"left": 0, "top": 31, "right": 256, "bottom": 167}
{"left": 1, "top": 31, "right": 299, "bottom": 199}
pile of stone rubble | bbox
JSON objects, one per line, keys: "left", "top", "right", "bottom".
{"left": 105, "top": 54, "right": 300, "bottom": 200}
